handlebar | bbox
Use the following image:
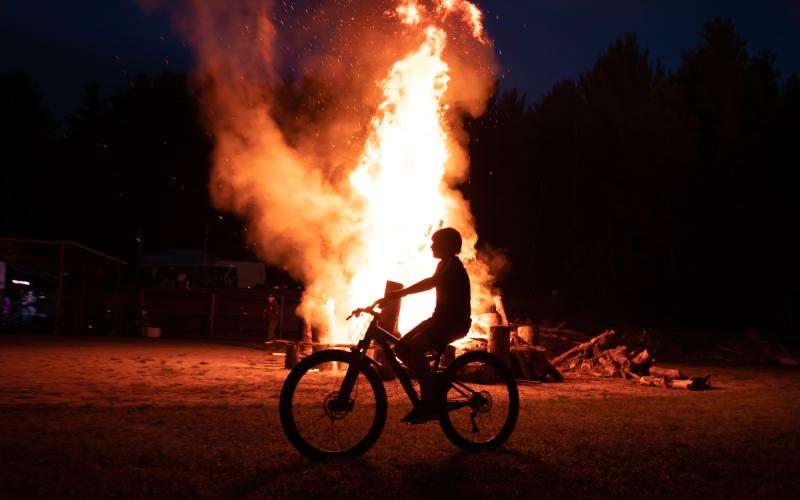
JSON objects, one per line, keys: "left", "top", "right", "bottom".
{"left": 346, "top": 305, "right": 381, "bottom": 321}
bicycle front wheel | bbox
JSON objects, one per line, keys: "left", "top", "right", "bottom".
{"left": 279, "top": 349, "right": 387, "bottom": 460}
{"left": 438, "top": 350, "right": 519, "bottom": 451}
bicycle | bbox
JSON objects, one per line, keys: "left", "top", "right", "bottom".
{"left": 279, "top": 305, "right": 519, "bottom": 460}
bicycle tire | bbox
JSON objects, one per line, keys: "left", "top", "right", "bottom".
{"left": 438, "top": 350, "right": 519, "bottom": 451}
{"left": 279, "top": 349, "right": 387, "bottom": 460}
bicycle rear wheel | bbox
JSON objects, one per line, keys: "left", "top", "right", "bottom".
{"left": 438, "top": 350, "right": 519, "bottom": 451}
{"left": 279, "top": 349, "right": 387, "bottom": 460}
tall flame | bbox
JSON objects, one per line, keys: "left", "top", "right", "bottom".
{"left": 145, "top": 0, "right": 500, "bottom": 342}
{"left": 347, "top": 25, "right": 450, "bottom": 334}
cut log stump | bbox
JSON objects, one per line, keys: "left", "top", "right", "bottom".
{"left": 374, "top": 280, "right": 404, "bottom": 381}
{"left": 285, "top": 342, "right": 300, "bottom": 369}
{"left": 489, "top": 325, "right": 512, "bottom": 368}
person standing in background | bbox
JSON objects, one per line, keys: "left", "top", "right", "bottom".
{"left": 264, "top": 295, "right": 281, "bottom": 343}
{"left": 0, "top": 294, "right": 11, "bottom": 319}
{"left": 20, "top": 290, "right": 37, "bottom": 325}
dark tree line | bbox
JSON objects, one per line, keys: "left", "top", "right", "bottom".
{"left": 0, "top": 72, "right": 247, "bottom": 262}
{"left": 465, "top": 19, "right": 800, "bottom": 332}
{"left": 2, "top": 18, "right": 798, "bottom": 332}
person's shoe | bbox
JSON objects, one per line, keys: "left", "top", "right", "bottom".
{"left": 401, "top": 401, "right": 442, "bottom": 424}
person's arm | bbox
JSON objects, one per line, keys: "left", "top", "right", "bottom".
{"left": 374, "top": 259, "right": 452, "bottom": 306}
{"left": 390, "top": 276, "right": 437, "bottom": 299}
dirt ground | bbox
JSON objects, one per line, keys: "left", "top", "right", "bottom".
{"left": 1, "top": 334, "right": 799, "bottom": 498}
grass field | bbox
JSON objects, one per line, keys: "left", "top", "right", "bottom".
{"left": 1, "top": 335, "right": 798, "bottom": 498}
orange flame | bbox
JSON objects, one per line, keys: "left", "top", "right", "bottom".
{"left": 346, "top": 25, "right": 450, "bottom": 335}
{"left": 146, "top": 0, "right": 500, "bottom": 343}
{"left": 436, "top": 0, "right": 488, "bottom": 44}
{"left": 396, "top": 0, "right": 422, "bottom": 25}
{"left": 319, "top": 3, "right": 494, "bottom": 340}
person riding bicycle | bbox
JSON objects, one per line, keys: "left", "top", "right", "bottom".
{"left": 374, "top": 227, "right": 471, "bottom": 424}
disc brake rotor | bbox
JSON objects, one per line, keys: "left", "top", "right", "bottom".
{"left": 323, "top": 392, "right": 353, "bottom": 420}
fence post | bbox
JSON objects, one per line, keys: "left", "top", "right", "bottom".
{"left": 278, "top": 294, "right": 285, "bottom": 340}
{"left": 53, "top": 242, "right": 65, "bottom": 335}
{"left": 209, "top": 291, "right": 216, "bottom": 338}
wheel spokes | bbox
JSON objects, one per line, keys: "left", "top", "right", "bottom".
{"left": 292, "top": 365, "right": 378, "bottom": 453}
{"left": 444, "top": 363, "right": 513, "bottom": 443}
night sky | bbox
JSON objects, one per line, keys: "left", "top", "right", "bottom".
{"left": 1, "top": 0, "right": 799, "bottom": 118}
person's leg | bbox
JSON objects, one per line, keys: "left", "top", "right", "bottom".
{"left": 267, "top": 320, "right": 278, "bottom": 341}
{"left": 396, "top": 329, "right": 442, "bottom": 423}
{"left": 397, "top": 329, "right": 435, "bottom": 401}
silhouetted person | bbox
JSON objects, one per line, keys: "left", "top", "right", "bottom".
{"left": 375, "top": 227, "right": 471, "bottom": 423}
{"left": 0, "top": 294, "right": 10, "bottom": 319}
{"left": 264, "top": 295, "right": 281, "bottom": 342}
{"left": 20, "top": 290, "right": 36, "bottom": 325}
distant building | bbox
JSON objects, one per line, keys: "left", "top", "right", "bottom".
{"left": 0, "top": 237, "right": 126, "bottom": 334}
{"left": 139, "top": 249, "right": 266, "bottom": 289}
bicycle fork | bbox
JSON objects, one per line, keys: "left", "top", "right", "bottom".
{"left": 331, "top": 341, "right": 370, "bottom": 412}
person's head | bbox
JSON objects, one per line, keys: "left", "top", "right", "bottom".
{"left": 431, "top": 227, "right": 462, "bottom": 258}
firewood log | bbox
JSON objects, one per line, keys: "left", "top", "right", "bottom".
{"left": 639, "top": 375, "right": 668, "bottom": 387}
{"left": 550, "top": 329, "right": 616, "bottom": 366}
{"left": 649, "top": 366, "right": 684, "bottom": 379}
{"left": 631, "top": 349, "right": 652, "bottom": 367}
{"left": 630, "top": 349, "right": 653, "bottom": 375}
{"left": 670, "top": 379, "right": 692, "bottom": 389}
{"left": 567, "top": 357, "right": 583, "bottom": 370}
{"left": 608, "top": 345, "right": 631, "bottom": 370}
{"left": 557, "top": 350, "right": 586, "bottom": 369}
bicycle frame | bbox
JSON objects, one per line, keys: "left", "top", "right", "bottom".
{"left": 337, "top": 315, "right": 439, "bottom": 407}
{"left": 280, "top": 308, "right": 519, "bottom": 458}
{"left": 334, "top": 310, "right": 483, "bottom": 418}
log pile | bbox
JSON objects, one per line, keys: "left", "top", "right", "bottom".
{"left": 548, "top": 329, "right": 712, "bottom": 390}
